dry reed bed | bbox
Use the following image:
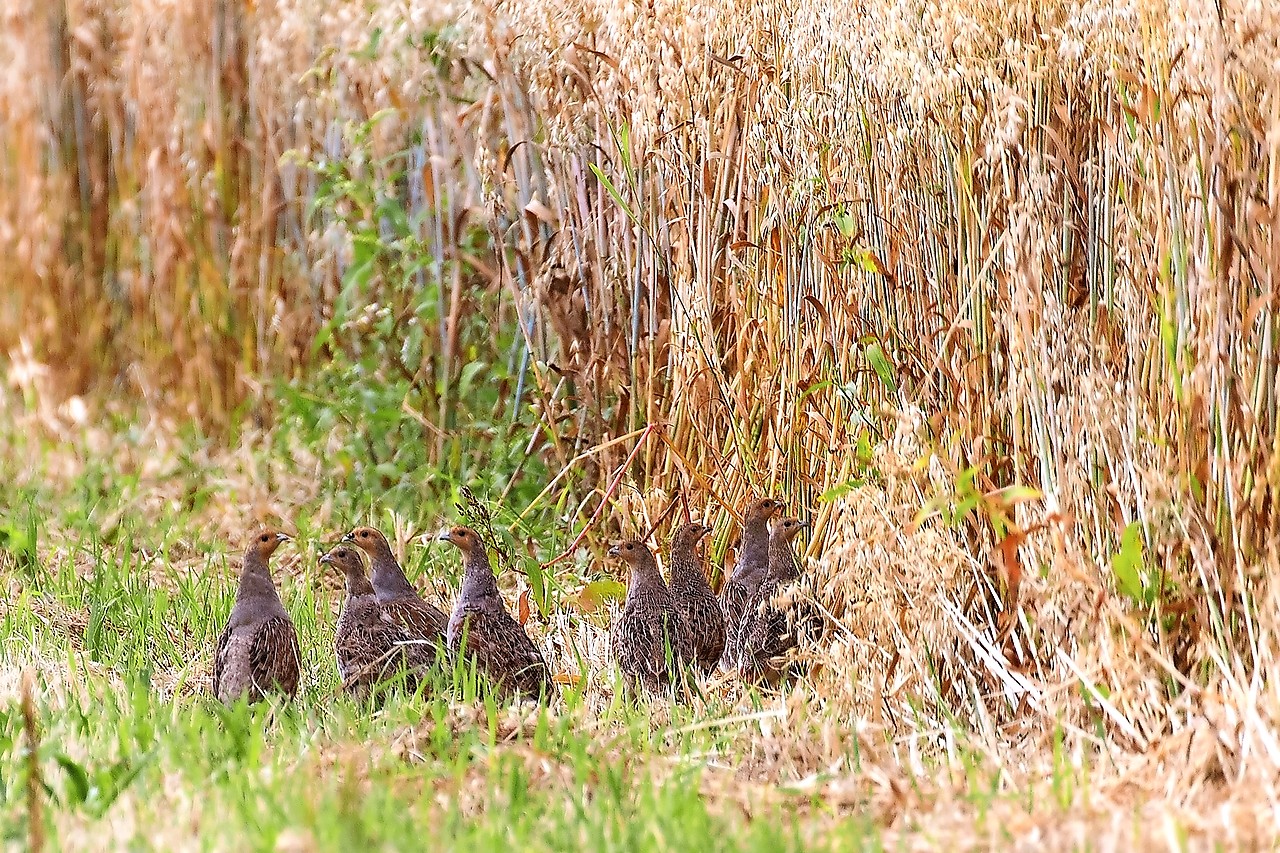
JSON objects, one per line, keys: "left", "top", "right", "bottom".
{"left": 461, "top": 0, "right": 1280, "bottom": 807}
{"left": 4, "top": 0, "right": 1280, "bottom": 842}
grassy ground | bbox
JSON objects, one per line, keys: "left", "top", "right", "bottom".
{"left": 9, "top": 391, "right": 1272, "bottom": 852}
{"left": 0, "top": 388, "right": 889, "bottom": 851}
{"left": 9, "top": 383, "right": 1280, "bottom": 851}
{"left": 5, "top": 384, "right": 1184, "bottom": 852}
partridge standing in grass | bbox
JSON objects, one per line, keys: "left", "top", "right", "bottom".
{"left": 720, "top": 497, "right": 783, "bottom": 668}
{"left": 737, "top": 517, "right": 814, "bottom": 685}
{"left": 323, "top": 545, "right": 435, "bottom": 697}
{"left": 344, "top": 526, "right": 448, "bottom": 656}
{"left": 666, "top": 522, "right": 724, "bottom": 673}
{"left": 213, "top": 529, "right": 301, "bottom": 704}
{"left": 439, "top": 526, "right": 554, "bottom": 701}
{"left": 609, "top": 540, "right": 695, "bottom": 695}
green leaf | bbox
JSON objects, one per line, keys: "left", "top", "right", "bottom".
{"left": 457, "top": 361, "right": 487, "bottom": 398}
{"left": 92, "top": 754, "right": 153, "bottom": 816}
{"left": 863, "top": 341, "right": 897, "bottom": 396}
{"left": 526, "top": 559, "right": 549, "bottom": 615}
{"left": 617, "top": 122, "right": 632, "bottom": 175}
{"left": 855, "top": 428, "right": 874, "bottom": 466}
{"left": 0, "top": 519, "right": 36, "bottom": 567}
{"left": 353, "top": 27, "right": 384, "bottom": 61}
{"left": 912, "top": 494, "right": 948, "bottom": 529}
{"left": 588, "top": 163, "right": 637, "bottom": 226}
{"left": 573, "top": 580, "right": 626, "bottom": 613}
{"left": 843, "top": 244, "right": 885, "bottom": 275}
{"left": 343, "top": 232, "right": 380, "bottom": 292}
{"left": 1110, "top": 521, "right": 1146, "bottom": 605}
{"left": 954, "top": 494, "right": 980, "bottom": 526}
{"left": 833, "top": 205, "right": 856, "bottom": 239}
{"left": 819, "top": 480, "right": 857, "bottom": 503}
{"left": 55, "top": 754, "right": 91, "bottom": 806}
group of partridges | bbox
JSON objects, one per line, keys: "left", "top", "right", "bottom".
{"left": 213, "top": 499, "right": 818, "bottom": 704}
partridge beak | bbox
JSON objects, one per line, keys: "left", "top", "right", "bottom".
{"left": 607, "top": 544, "right": 621, "bottom": 558}
{"left": 437, "top": 530, "right": 453, "bottom": 542}
{"left": 798, "top": 520, "right": 812, "bottom": 529}
{"left": 341, "top": 531, "right": 355, "bottom": 543}
{"left": 319, "top": 552, "right": 333, "bottom": 565}
{"left": 276, "top": 532, "right": 291, "bottom": 543}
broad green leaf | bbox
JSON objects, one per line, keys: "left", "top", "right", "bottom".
{"left": 845, "top": 244, "right": 885, "bottom": 275}
{"left": 573, "top": 579, "right": 626, "bottom": 613}
{"left": 55, "top": 754, "right": 91, "bottom": 805}
{"left": 1111, "top": 521, "right": 1145, "bottom": 604}
{"left": 833, "top": 206, "right": 856, "bottom": 239}
{"left": 855, "top": 428, "right": 874, "bottom": 465}
{"left": 864, "top": 342, "right": 898, "bottom": 396}
{"left": 526, "top": 559, "right": 549, "bottom": 615}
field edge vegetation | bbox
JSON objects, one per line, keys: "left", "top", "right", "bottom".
{"left": 3, "top": 0, "right": 1280, "bottom": 847}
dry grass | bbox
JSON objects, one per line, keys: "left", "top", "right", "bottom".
{"left": 5, "top": 0, "right": 1280, "bottom": 846}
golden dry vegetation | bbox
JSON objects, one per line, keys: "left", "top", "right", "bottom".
{"left": 3, "top": 0, "right": 1280, "bottom": 847}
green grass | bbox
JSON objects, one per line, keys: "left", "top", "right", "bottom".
{"left": 0, "top": 399, "right": 887, "bottom": 851}
{"left": 0, "top": 679, "right": 835, "bottom": 851}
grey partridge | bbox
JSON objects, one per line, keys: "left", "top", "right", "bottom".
{"left": 720, "top": 497, "right": 783, "bottom": 668}
{"left": 609, "top": 539, "right": 694, "bottom": 695}
{"left": 322, "top": 544, "right": 436, "bottom": 697}
{"left": 666, "top": 522, "right": 724, "bottom": 673}
{"left": 213, "top": 528, "right": 301, "bottom": 703}
{"left": 737, "top": 517, "right": 814, "bottom": 685}
{"left": 343, "top": 526, "right": 448, "bottom": 655}
{"left": 439, "top": 525, "right": 554, "bottom": 701}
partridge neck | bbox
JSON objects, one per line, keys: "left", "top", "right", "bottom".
{"left": 768, "top": 538, "right": 800, "bottom": 582}
{"left": 368, "top": 545, "right": 418, "bottom": 599}
{"left": 626, "top": 553, "right": 666, "bottom": 598}
{"left": 460, "top": 547, "right": 500, "bottom": 600}
{"left": 669, "top": 543, "right": 704, "bottom": 584}
{"left": 237, "top": 551, "right": 284, "bottom": 611}
{"left": 734, "top": 517, "right": 771, "bottom": 583}
{"left": 345, "top": 570, "right": 377, "bottom": 598}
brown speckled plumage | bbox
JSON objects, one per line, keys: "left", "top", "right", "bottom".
{"left": 667, "top": 523, "right": 723, "bottom": 673}
{"left": 737, "top": 518, "right": 816, "bottom": 685}
{"left": 720, "top": 498, "right": 783, "bottom": 668}
{"left": 609, "top": 539, "right": 694, "bottom": 695}
{"left": 440, "top": 526, "right": 554, "bottom": 701}
{"left": 213, "top": 529, "right": 301, "bottom": 704}
{"left": 323, "top": 545, "right": 436, "bottom": 697}
{"left": 344, "top": 526, "right": 448, "bottom": 660}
